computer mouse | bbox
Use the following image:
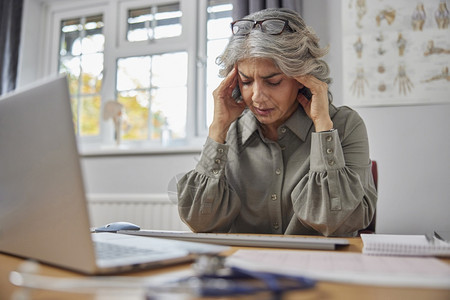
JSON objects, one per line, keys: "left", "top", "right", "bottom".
{"left": 94, "top": 221, "right": 141, "bottom": 232}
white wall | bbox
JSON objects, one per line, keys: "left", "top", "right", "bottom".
{"left": 81, "top": 152, "right": 199, "bottom": 194}
{"left": 304, "top": 0, "right": 450, "bottom": 234}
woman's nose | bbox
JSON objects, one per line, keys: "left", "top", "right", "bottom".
{"left": 251, "top": 81, "right": 266, "bottom": 105}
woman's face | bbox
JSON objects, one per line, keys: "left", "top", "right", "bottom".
{"left": 237, "top": 58, "right": 302, "bottom": 129}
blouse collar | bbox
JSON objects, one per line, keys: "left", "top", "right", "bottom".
{"left": 237, "top": 104, "right": 338, "bottom": 145}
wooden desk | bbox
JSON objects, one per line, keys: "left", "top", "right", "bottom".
{"left": 1, "top": 237, "right": 449, "bottom": 300}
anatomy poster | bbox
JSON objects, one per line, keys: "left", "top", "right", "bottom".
{"left": 342, "top": 0, "right": 450, "bottom": 106}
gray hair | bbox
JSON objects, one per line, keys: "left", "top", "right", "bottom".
{"left": 217, "top": 8, "right": 333, "bottom": 101}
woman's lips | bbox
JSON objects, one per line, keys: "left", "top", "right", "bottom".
{"left": 254, "top": 107, "right": 274, "bottom": 116}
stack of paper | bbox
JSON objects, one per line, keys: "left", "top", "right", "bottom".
{"left": 226, "top": 249, "right": 450, "bottom": 289}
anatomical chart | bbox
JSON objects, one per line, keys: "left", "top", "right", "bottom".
{"left": 342, "top": 0, "right": 450, "bottom": 106}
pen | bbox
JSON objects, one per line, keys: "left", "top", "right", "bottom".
{"left": 434, "top": 231, "right": 448, "bottom": 243}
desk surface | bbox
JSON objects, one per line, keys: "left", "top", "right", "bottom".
{"left": 1, "top": 237, "right": 449, "bottom": 300}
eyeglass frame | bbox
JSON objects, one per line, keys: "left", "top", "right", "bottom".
{"left": 230, "top": 18, "right": 294, "bottom": 36}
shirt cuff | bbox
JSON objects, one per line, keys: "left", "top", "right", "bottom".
{"left": 195, "top": 137, "right": 229, "bottom": 178}
{"left": 310, "top": 129, "right": 345, "bottom": 171}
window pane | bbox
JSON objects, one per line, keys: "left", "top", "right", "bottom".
{"left": 59, "top": 56, "right": 81, "bottom": 95}
{"left": 81, "top": 53, "right": 103, "bottom": 94}
{"left": 127, "top": 2, "right": 181, "bottom": 42}
{"left": 59, "top": 14, "right": 104, "bottom": 138}
{"left": 152, "top": 87, "right": 187, "bottom": 139}
{"left": 127, "top": 7, "right": 152, "bottom": 42}
{"left": 80, "top": 95, "right": 101, "bottom": 136}
{"left": 207, "top": 3, "right": 233, "bottom": 40}
{"left": 154, "top": 3, "right": 182, "bottom": 39}
{"left": 152, "top": 52, "right": 187, "bottom": 140}
{"left": 115, "top": 51, "right": 187, "bottom": 143}
{"left": 207, "top": 17, "right": 232, "bottom": 40}
{"left": 82, "top": 15, "right": 104, "bottom": 54}
{"left": 60, "top": 18, "right": 81, "bottom": 56}
{"left": 207, "top": 39, "right": 228, "bottom": 83}
{"left": 118, "top": 90, "right": 150, "bottom": 141}
{"left": 117, "top": 56, "right": 151, "bottom": 91}
{"left": 151, "top": 52, "right": 187, "bottom": 87}
{"left": 81, "top": 32, "right": 104, "bottom": 54}
{"left": 206, "top": 1, "right": 232, "bottom": 127}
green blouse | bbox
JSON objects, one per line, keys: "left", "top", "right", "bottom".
{"left": 177, "top": 104, "right": 377, "bottom": 237}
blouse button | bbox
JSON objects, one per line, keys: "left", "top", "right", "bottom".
{"left": 328, "top": 160, "right": 335, "bottom": 166}
{"left": 271, "top": 194, "right": 277, "bottom": 201}
{"left": 326, "top": 148, "right": 333, "bottom": 154}
{"left": 326, "top": 135, "right": 333, "bottom": 142}
{"left": 273, "top": 222, "right": 279, "bottom": 230}
{"left": 218, "top": 148, "right": 224, "bottom": 153}
{"left": 280, "top": 127, "right": 287, "bottom": 133}
{"left": 215, "top": 159, "right": 221, "bottom": 164}
{"left": 275, "top": 168, "right": 281, "bottom": 175}
{"left": 212, "top": 169, "right": 219, "bottom": 175}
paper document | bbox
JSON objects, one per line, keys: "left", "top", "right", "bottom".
{"left": 226, "top": 249, "right": 450, "bottom": 289}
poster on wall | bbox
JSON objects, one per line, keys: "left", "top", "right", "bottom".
{"left": 342, "top": 0, "right": 450, "bottom": 107}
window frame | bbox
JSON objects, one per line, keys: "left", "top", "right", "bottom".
{"left": 46, "top": 3, "right": 108, "bottom": 144}
{"left": 118, "top": 0, "right": 185, "bottom": 47}
{"left": 196, "top": 0, "right": 209, "bottom": 138}
{"left": 35, "top": 0, "right": 224, "bottom": 152}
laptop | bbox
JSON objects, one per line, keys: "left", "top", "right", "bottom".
{"left": 0, "top": 76, "right": 227, "bottom": 274}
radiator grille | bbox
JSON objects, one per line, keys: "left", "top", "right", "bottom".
{"left": 87, "top": 194, "right": 189, "bottom": 231}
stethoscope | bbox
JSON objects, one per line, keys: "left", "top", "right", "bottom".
{"left": 173, "top": 254, "right": 316, "bottom": 298}
{"left": 10, "top": 255, "right": 315, "bottom": 299}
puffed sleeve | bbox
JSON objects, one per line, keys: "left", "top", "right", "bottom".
{"left": 177, "top": 137, "right": 241, "bottom": 232}
{"left": 291, "top": 108, "right": 377, "bottom": 237}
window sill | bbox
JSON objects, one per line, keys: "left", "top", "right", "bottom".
{"left": 79, "top": 141, "right": 204, "bottom": 157}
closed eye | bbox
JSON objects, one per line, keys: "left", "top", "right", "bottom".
{"left": 267, "top": 80, "right": 282, "bottom": 86}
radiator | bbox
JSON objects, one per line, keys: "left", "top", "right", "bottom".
{"left": 87, "top": 193, "right": 189, "bottom": 231}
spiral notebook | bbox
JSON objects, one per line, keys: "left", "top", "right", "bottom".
{"left": 361, "top": 234, "right": 450, "bottom": 257}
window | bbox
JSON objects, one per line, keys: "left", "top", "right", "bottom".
{"left": 59, "top": 15, "right": 104, "bottom": 137}
{"left": 127, "top": 3, "right": 182, "bottom": 42}
{"left": 116, "top": 52, "right": 187, "bottom": 142}
{"left": 47, "top": 0, "right": 233, "bottom": 150}
{"left": 205, "top": 1, "right": 233, "bottom": 127}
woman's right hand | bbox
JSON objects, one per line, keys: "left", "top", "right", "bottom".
{"left": 209, "top": 66, "right": 246, "bottom": 143}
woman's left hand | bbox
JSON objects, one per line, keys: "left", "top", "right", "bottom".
{"left": 295, "top": 75, "right": 333, "bottom": 132}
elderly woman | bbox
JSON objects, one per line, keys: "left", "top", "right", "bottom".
{"left": 177, "top": 8, "right": 377, "bottom": 237}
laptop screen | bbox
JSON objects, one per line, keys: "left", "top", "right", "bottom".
{"left": 0, "top": 76, "right": 98, "bottom": 272}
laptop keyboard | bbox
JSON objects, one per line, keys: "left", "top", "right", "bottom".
{"left": 94, "top": 241, "right": 158, "bottom": 260}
